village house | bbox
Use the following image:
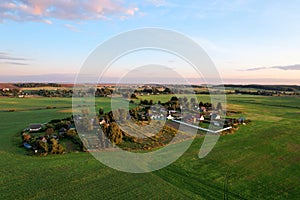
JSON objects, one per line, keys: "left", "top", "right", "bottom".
{"left": 167, "top": 114, "right": 174, "bottom": 120}
{"left": 29, "top": 124, "right": 43, "bottom": 132}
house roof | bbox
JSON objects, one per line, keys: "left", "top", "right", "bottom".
{"left": 29, "top": 124, "right": 42, "bottom": 129}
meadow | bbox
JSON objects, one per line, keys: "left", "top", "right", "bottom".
{"left": 0, "top": 95, "right": 300, "bottom": 199}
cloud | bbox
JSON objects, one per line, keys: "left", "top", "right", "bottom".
{"left": 243, "top": 64, "right": 300, "bottom": 71}
{"left": 0, "top": 52, "right": 30, "bottom": 65}
{"left": 0, "top": 0, "right": 139, "bottom": 23}
{"left": 147, "top": 0, "right": 167, "bottom": 7}
{"left": 4, "top": 61, "right": 29, "bottom": 66}
{"left": 0, "top": 52, "right": 28, "bottom": 61}
{"left": 270, "top": 64, "right": 300, "bottom": 71}
{"left": 242, "top": 67, "right": 268, "bottom": 71}
{"left": 64, "top": 24, "right": 81, "bottom": 32}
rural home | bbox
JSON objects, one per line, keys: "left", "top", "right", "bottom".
{"left": 167, "top": 115, "right": 174, "bottom": 120}
{"left": 29, "top": 124, "right": 42, "bottom": 132}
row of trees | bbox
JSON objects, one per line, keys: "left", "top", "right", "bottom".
{"left": 14, "top": 83, "right": 61, "bottom": 88}
{"left": 138, "top": 96, "right": 214, "bottom": 111}
{"left": 95, "top": 88, "right": 113, "bottom": 97}
{"left": 134, "top": 87, "right": 172, "bottom": 95}
{"left": 233, "top": 89, "right": 300, "bottom": 96}
{"left": 27, "top": 89, "right": 73, "bottom": 97}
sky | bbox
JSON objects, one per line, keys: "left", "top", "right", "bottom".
{"left": 0, "top": 0, "right": 299, "bottom": 84}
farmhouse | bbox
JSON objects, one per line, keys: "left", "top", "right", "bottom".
{"left": 29, "top": 124, "right": 42, "bottom": 132}
{"left": 167, "top": 114, "right": 174, "bottom": 120}
{"left": 199, "top": 115, "right": 205, "bottom": 121}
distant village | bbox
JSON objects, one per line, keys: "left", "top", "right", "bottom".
{"left": 1, "top": 83, "right": 299, "bottom": 97}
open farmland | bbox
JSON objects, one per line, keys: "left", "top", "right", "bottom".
{"left": 0, "top": 95, "right": 300, "bottom": 199}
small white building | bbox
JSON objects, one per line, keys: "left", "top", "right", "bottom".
{"left": 199, "top": 115, "right": 205, "bottom": 121}
{"left": 167, "top": 115, "right": 174, "bottom": 120}
{"left": 99, "top": 119, "right": 106, "bottom": 125}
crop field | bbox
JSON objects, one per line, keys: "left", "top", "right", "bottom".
{"left": 0, "top": 95, "right": 300, "bottom": 199}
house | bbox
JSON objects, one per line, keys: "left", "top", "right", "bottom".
{"left": 99, "top": 119, "right": 106, "bottom": 125}
{"left": 167, "top": 115, "right": 174, "bottom": 120}
{"left": 211, "top": 113, "right": 221, "bottom": 120}
{"left": 168, "top": 110, "right": 177, "bottom": 114}
{"left": 29, "top": 124, "right": 42, "bottom": 132}
{"left": 215, "top": 115, "right": 221, "bottom": 120}
{"left": 150, "top": 113, "right": 166, "bottom": 120}
{"left": 199, "top": 115, "right": 205, "bottom": 121}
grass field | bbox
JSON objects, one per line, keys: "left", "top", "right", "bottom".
{"left": 0, "top": 95, "right": 300, "bottom": 199}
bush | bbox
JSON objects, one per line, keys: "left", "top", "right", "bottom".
{"left": 49, "top": 138, "right": 64, "bottom": 154}
{"left": 66, "top": 129, "right": 77, "bottom": 137}
{"left": 37, "top": 141, "right": 48, "bottom": 156}
{"left": 45, "top": 127, "right": 54, "bottom": 137}
{"left": 49, "top": 119, "right": 61, "bottom": 123}
{"left": 22, "top": 133, "right": 31, "bottom": 141}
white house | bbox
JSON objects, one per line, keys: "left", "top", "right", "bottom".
{"left": 199, "top": 115, "right": 205, "bottom": 121}
{"left": 99, "top": 119, "right": 106, "bottom": 125}
{"left": 167, "top": 115, "right": 174, "bottom": 120}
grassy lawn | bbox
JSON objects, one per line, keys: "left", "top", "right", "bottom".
{"left": 0, "top": 95, "right": 300, "bottom": 199}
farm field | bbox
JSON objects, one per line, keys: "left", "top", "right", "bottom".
{"left": 0, "top": 95, "right": 300, "bottom": 199}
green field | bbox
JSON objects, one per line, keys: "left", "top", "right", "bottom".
{"left": 1, "top": 95, "right": 300, "bottom": 199}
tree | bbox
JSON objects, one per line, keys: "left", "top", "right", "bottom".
{"left": 99, "top": 107, "right": 104, "bottom": 115}
{"left": 216, "top": 102, "right": 222, "bottom": 110}
{"left": 130, "top": 93, "right": 138, "bottom": 99}
{"left": 170, "top": 96, "right": 178, "bottom": 101}
{"left": 183, "top": 96, "right": 188, "bottom": 103}
{"left": 141, "top": 99, "right": 149, "bottom": 105}
{"left": 199, "top": 101, "right": 204, "bottom": 107}
{"left": 113, "top": 109, "right": 120, "bottom": 121}
{"left": 37, "top": 140, "right": 48, "bottom": 156}
{"left": 164, "top": 87, "right": 171, "bottom": 94}
{"left": 11, "top": 88, "right": 19, "bottom": 97}
{"left": 149, "top": 99, "right": 153, "bottom": 105}
{"left": 186, "top": 102, "right": 191, "bottom": 110}
{"left": 103, "top": 87, "right": 112, "bottom": 95}
{"left": 45, "top": 127, "right": 54, "bottom": 137}
{"left": 22, "top": 133, "right": 31, "bottom": 141}
{"left": 66, "top": 129, "right": 77, "bottom": 137}
{"left": 107, "top": 122, "right": 123, "bottom": 144}
{"left": 119, "top": 109, "right": 128, "bottom": 122}
{"left": 190, "top": 97, "right": 196, "bottom": 105}
{"left": 49, "top": 138, "right": 64, "bottom": 154}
